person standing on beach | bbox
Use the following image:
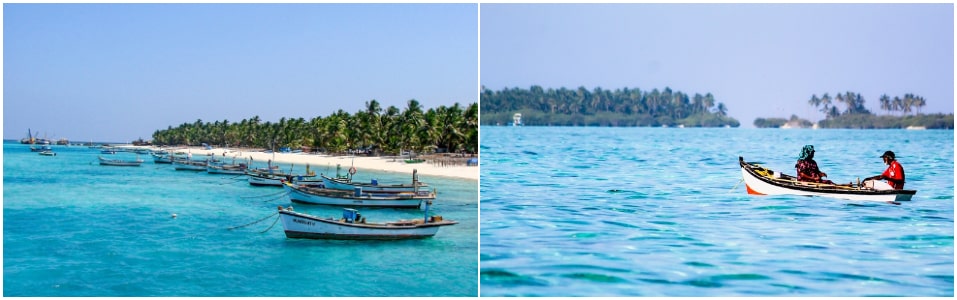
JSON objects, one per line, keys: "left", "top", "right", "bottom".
{"left": 864, "top": 151, "right": 905, "bottom": 189}
{"left": 795, "top": 145, "right": 834, "bottom": 184}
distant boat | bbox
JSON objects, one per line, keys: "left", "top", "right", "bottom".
{"left": 30, "top": 144, "right": 52, "bottom": 152}
{"left": 277, "top": 206, "right": 457, "bottom": 240}
{"left": 906, "top": 126, "right": 927, "bottom": 130}
{"left": 152, "top": 153, "right": 173, "bottom": 164}
{"left": 99, "top": 156, "right": 144, "bottom": 167}
{"left": 283, "top": 182, "right": 436, "bottom": 208}
{"left": 39, "top": 150, "right": 56, "bottom": 156}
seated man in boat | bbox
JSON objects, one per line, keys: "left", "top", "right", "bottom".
{"left": 864, "top": 151, "right": 905, "bottom": 190}
{"left": 795, "top": 145, "right": 834, "bottom": 184}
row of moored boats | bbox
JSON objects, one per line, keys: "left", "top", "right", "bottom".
{"left": 86, "top": 145, "right": 456, "bottom": 240}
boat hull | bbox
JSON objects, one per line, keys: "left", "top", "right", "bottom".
{"left": 278, "top": 210, "right": 454, "bottom": 240}
{"left": 321, "top": 174, "right": 426, "bottom": 193}
{"left": 283, "top": 183, "right": 432, "bottom": 208}
{"left": 739, "top": 157, "right": 915, "bottom": 203}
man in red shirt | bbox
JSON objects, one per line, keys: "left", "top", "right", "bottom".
{"left": 865, "top": 151, "right": 905, "bottom": 189}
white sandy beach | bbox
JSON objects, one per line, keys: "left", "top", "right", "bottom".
{"left": 141, "top": 146, "right": 478, "bottom": 181}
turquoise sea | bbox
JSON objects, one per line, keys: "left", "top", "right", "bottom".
{"left": 3, "top": 141, "right": 477, "bottom": 296}
{"left": 479, "top": 127, "right": 953, "bottom": 296}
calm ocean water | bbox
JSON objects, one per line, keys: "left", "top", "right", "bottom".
{"left": 3, "top": 141, "right": 477, "bottom": 296}
{"left": 480, "top": 127, "right": 953, "bottom": 296}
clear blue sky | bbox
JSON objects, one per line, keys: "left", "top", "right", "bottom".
{"left": 480, "top": 3, "right": 954, "bottom": 127}
{"left": 4, "top": 3, "right": 478, "bottom": 143}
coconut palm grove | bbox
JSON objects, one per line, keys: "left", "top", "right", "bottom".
{"left": 150, "top": 99, "right": 478, "bottom": 156}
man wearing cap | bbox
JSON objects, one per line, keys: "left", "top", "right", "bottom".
{"left": 865, "top": 151, "right": 905, "bottom": 190}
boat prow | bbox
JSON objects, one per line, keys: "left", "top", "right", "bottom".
{"left": 739, "top": 156, "right": 916, "bottom": 203}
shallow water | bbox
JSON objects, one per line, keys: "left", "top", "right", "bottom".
{"left": 4, "top": 142, "right": 477, "bottom": 296}
{"left": 479, "top": 127, "right": 953, "bottom": 296}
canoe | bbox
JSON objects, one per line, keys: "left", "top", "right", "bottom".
{"left": 277, "top": 206, "right": 456, "bottom": 240}
{"left": 283, "top": 182, "right": 435, "bottom": 208}
{"left": 320, "top": 169, "right": 428, "bottom": 193}
{"left": 739, "top": 156, "right": 916, "bottom": 203}
{"left": 99, "top": 156, "right": 144, "bottom": 167}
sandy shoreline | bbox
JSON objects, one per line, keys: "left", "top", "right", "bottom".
{"left": 125, "top": 146, "right": 478, "bottom": 181}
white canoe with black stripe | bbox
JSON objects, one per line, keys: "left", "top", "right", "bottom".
{"left": 739, "top": 156, "right": 916, "bottom": 203}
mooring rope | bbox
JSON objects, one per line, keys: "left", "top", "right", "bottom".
{"left": 261, "top": 192, "right": 290, "bottom": 203}
{"left": 227, "top": 212, "right": 279, "bottom": 230}
{"left": 259, "top": 215, "right": 281, "bottom": 233}
{"left": 240, "top": 190, "right": 287, "bottom": 199}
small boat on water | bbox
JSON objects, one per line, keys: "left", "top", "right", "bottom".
{"left": 739, "top": 156, "right": 916, "bottom": 203}
{"left": 283, "top": 182, "right": 436, "bottom": 208}
{"left": 277, "top": 206, "right": 457, "bottom": 240}
{"left": 152, "top": 153, "right": 173, "bottom": 164}
{"left": 99, "top": 156, "right": 144, "bottom": 167}
{"left": 207, "top": 161, "right": 248, "bottom": 175}
{"left": 30, "top": 144, "right": 53, "bottom": 152}
{"left": 320, "top": 168, "right": 428, "bottom": 193}
{"left": 39, "top": 150, "right": 56, "bottom": 156}
{"left": 172, "top": 158, "right": 208, "bottom": 171}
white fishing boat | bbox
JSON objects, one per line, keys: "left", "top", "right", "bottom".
{"left": 321, "top": 168, "right": 428, "bottom": 193}
{"left": 172, "top": 159, "right": 207, "bottom": 171}
{"left": 739, "top": 156, "right": 916, "bottom": 203}
{"left": 98, "top": 156, "right": 144, "bottom": 167}
{"left": 283, "top": 182, "right": 435, "bottom": 208}
{"left": 277, "top": 206, "right": 456, "bottom": 240}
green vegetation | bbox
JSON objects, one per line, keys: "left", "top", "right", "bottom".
{"left": 756, "top": 91, "right": 952, "bottom": 129}
{"left": 480, "top": 86, "right": 740, "bottom": 127}
{"left": 151, "top": 100, "right": 478, "bottom": 155}
{"left": 754, "top": 115, "right": 813, "bottom": 128}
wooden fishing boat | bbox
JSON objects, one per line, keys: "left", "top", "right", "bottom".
{"left": 739, "top": 156, "right": 916, "bottom": 203}
{"left": 247, "top": 164, "right": 319, "bottom": 186}
{"left": 277, "top": 206, "right": 456, "bottom": 240}
{"left": 172, "top": 159, "right": 207, "bottom": 171}
{"left": 98, "top": 156, "right": 144, "bottom": 167}
{"left": 320, "top": 169, "right": 428, "bottom": 193}
{"left": 283, "top": 182, "right": 436, "bottom": 208}
{"left": 152, "top": 153, "right": 173, "bottom": 164}
{"left": 207, "top": 162, "right": 247, "bottom": 175}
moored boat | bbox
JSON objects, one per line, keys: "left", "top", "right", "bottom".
{"left": 207, "top": 161, "right": 248, "bottom": 175}
{"left": 39, "top": 150, "right": 56, "bottom": 156}
{"left": 172, "top": 159, "right": 207, "bottom": 171}
{"left": 277, "top": 206, "right": 456, "bottom": 240}
{"left": 320, "top": 169, "right": 428, "bottom": 193}
{"left": 99, "top": 156, "right": 144, "bottom": 167}
{"left": 739, "top": 156, "right": 916, "bottom": 203}
{"left": 283, "top": 182, "right": 436, "bottom": 208}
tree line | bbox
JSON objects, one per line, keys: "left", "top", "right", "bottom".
{"left": 151, "top": 100, "right": 478, "bottom": 156}
{"left": 481, "top": 86, "right": 740, "bottom": 127}
{"left": 754, "top": 91, "right": 951, "bottom": 129}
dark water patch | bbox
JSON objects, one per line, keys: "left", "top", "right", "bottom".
{"left": 648, "top": 220, "right": 677, "bottom": 226}
{"left": 859, "top": 216, "right": 901, "bottom": 222}
{"left": 782, "top": 212, "right": 820, "bottom": 218}
{"left": 753, "top": 205, "right": 792, "bottom": 210}
{"left": 931, "top": 195, "right": 953, "bottom": 200}
{"left": 637, "top": 277, "right": 676, "bottom": 285}
{"left": 521, "top": 150, "right": 539, "bottom": 156}
{"left": 601, "top": 220, "right": 639, "bottom": 228}
{"left": 553, "top": 218, "right": 591, "bottom": 226}
{"left": 571, "top": 232, "right": 600, "bottom": 238}
{"left": 683, "top": 261, "right": 716, "bottom": 268}
{"left": 480, "top": 269, "right": 549, "bottom": 287}
{"left": 792, "top": 244, "right": 828, "bottom": 250}
{"left": 560, "top": 272, "right": 627, "bottom": 283}
{"left": 891, "top": 234, "right": 954, "bottom": 242}
{"left": 569, "top": 165, "right": 592, "bottom": 169}
{"left": 550, "top": 172, "right": 579, "bottom": 178}
{"left": 820, "top": 272, "right": 894, "bottom": 283}
{"left": 927, "top": 274, "right": 954, "bottom": 284}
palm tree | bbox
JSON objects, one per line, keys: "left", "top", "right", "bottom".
{"left": 879, "top": 94, "right": 891, "bottom": 115}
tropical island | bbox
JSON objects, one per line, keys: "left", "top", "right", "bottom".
{"left": 150, "top": 99, "right": 478, "bottom": 157}
{"left": 754, "top": 92, "right": 953, "bottom": 129}
{"left": 480, "top": 86, "right": 740, "bottom": 127}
